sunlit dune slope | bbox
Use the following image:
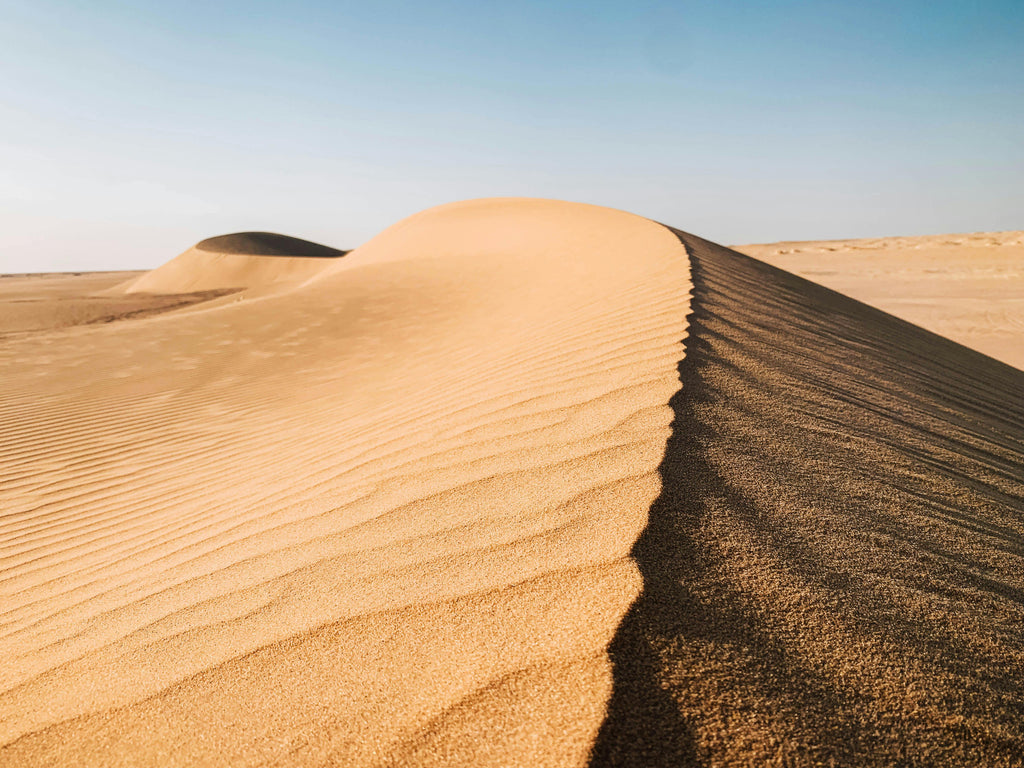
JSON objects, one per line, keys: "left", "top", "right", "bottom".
{"left": 116, "top": 231, "right": 348, "bottom": 295}
{"left": 591, "top": 231, "right": 1024, "bottom": 766}
{"left": 0, "top": 199, "right": 691, "bottom": 767}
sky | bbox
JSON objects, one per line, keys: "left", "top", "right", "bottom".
{"left": 1, "top": 0, "right": 1022, "bottom": 273}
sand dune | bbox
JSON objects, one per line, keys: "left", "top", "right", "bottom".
{"left": 594, "top": 231, "right": 1024, "bottom": 766}
{"left": 0, "top": 231, "right": 347, "bottom": 336}
{"left": 2, "top": 200, "right": 1023, "bottom": 766}
{"left": 736, "top": 231, "right": 1024, "bottom": 370}
{"left": 116, "top": 231, "right": 347, "bottom": 295}
{"left": 0, "top": 199, "right": 690, "bottom": 766}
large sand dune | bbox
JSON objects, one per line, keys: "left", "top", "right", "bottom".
{"left": 594, "top": 231, "right": 1024, "bottom": 766}
{"left": 1, "top": 200, "right": 1022, "bottom": 766}
{"left": 0, "top": 199, "right": 691, "bottom": 766}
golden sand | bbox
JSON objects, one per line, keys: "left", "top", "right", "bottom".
{"left": 2, "top": 201, "right": 1022, "bottom": 766}
{"left": 736, "top": 231, "right": 1024, "bottom": 370}
{"left": 0, "top": 199, "right": 690, "bottom": 766}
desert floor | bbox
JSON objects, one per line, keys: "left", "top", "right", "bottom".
{"left": 736, "top": 231, "right": 1024, "bottom": 371}
{"left": 1, "top": 201, "right": 1022, "bottom": 767}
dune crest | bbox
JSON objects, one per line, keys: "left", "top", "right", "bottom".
{"left": 0, "top": 199, "right": 691, "bottom": 766}
{"left": 194, "top": 232, "right": 346, "bottom": 258}
{"left": 592, "top": 231, "right": 1024, "bottom": 766}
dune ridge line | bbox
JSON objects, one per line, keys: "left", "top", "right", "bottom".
{"left": 589, "top": 228, "right": 1024, "bottom": 767}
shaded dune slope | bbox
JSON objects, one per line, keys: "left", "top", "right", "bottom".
{"left": 117, "top": 231, "right": 347, "bottom": 295}
{"left": 195, "top": 232, "right": 346, "bottom": 258}
{"left": 0, "top": 199, "right": 691, "bottom": 766}
{"left": 592, "top": 231, "right": 1024, "bottom": 766}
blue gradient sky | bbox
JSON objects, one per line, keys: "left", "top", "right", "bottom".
{"left": 1, "top": 0, "right": 1022, "bottom": 272}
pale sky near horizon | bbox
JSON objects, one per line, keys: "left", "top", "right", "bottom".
{"left": 1, "top": 0, "right": 1022, "bottom": 273}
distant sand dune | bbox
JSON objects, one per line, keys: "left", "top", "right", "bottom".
{"left": 1, "top": 201, "right": 1022, "bottom": 765}
{"left": 116, "top": 231, "right": 347, "bottom": 295}
{"left": 194, "top": 232, "right": 346, "bottom": 258}
{"left": 0, "top": 232, "right": 348, "bottom": 336}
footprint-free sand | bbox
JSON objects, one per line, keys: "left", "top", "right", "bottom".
{"left": 1, "top": 200, "right": 1022, "bottom": 766}
{"left": 737, "top": 231, "right": 1024, "bottom": 370}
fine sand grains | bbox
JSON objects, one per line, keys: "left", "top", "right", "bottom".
{"left": 0, "top": 199, "right": 691, "bottom": 767}
{"left": 3, "top": 202, "right": 1023, "bottom": 766}
{"left": 591, "top": 232, "right": 1024, "bottom": 766}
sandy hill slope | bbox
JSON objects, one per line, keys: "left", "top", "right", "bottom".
{"left": 1, "top": 200, "right": 1023, "bottom": 766}
{"left": 116, "top": 231, "right": 347, "bottom": 295}
{"left": 592, "top": 231, "right": 1024, "bottom": 767}
{"left": 0, "top": 199, "right": 691, "bottom": 767}
{"left": 735, "top": 231, "right": 1024, "bottom": 370}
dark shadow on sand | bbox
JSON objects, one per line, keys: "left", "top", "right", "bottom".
{"left": 587, "top": 228, "right": 1024, "bottom": 766}
{"left": 195, "top": 232, "right": 347, "bottom": 258}
{"left": 586, "top": 235, "right": 723, "bottom": 767}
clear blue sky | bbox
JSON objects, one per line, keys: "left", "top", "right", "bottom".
{"left": 1, "top": 0, "right": 1022, "bottom": 272}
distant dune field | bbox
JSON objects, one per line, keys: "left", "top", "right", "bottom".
{"left": 1, "top": 200, "right": 1022, "bottom": 766}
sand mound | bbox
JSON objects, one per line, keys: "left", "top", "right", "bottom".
{"left": 0, "top": 199, "right": 691, "bottom": 767}
{"left": 117, "top": 231, "right": 346, "bottom": 295}
{"left": 2, "top": 199, "right": 1022, "bottom": 765}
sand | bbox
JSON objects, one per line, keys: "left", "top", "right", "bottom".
{"left": 735, "top": 231, "right": 1024, "bottom": 370}
{"left": 0, "top": 199, "right": 691, "bottom": 766}
{"left": 1, "top": 200, "right": 1022, "bottom": 766}
{"left": 116, "top": 232, "right": 348, "bottom": 295}
{"left": 0, "top": 271, "right": 220, "bottom": 336}
{"left": 594, "top": 231, "right": 1024, "bottom": 766}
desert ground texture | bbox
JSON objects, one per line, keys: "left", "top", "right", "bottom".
{"left": 736, "top": 231, "right": 1024, "bottom": 370}
{"left": 1, "top": 200, "right": 1022, "bottom": 766}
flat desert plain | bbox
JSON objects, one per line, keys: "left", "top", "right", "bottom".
{"left": 736, "top": 231, "right": 1024, "bottom": 371}
{"left": 1, "top": 199, "right": 1022, "bottom": 767}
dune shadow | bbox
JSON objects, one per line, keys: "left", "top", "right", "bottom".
{"left": 586, "top": 346, "right": 704, "bottom": 765}
{"left": 588, "top": 229, "right": 1024, "bottom": 766}
{"left": 194, "top": 232, "right": 347, "bottom": 258}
